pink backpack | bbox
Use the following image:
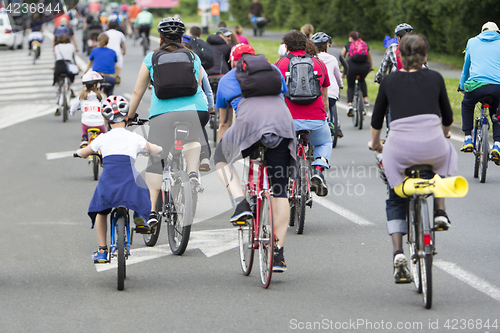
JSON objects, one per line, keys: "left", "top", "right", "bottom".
{"left": 348, "top": 38, "right": 369, "bottom": 57}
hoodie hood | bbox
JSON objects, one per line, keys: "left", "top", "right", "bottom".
{"left": 477, "top": 30, "right": 500, "bottom": 42}
{"left": 207, "top": 34, "right": 226, "bottom": 45}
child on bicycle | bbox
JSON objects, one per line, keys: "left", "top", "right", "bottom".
{"left": 70, "top": 71, "right": 107, "bottom": 148}
{"left": 75, "top": 95, "right": 163, "bottom": 263}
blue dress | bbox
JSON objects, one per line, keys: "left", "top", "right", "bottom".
{"left": 88, "top": 155, "right": 151, "bottom": 227}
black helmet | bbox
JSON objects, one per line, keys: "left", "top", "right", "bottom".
{"left": 157, "top": 17, "right": 185, "bottom": 39}
{"left": 310, "top": 32, "right": 331, "bottom": 45}
{"left": 395, "top": 23, "right": 413, "bottom": 38}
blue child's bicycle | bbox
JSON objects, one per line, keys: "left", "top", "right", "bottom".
{"left": 472, "top": 95, "right": 495, "bottom": 183}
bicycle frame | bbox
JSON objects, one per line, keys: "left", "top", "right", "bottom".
{"left": 472, "top": 104, "right": 490, "bottom": 151}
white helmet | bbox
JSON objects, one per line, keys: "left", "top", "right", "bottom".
{"left": 102, "top": 95, "right": 129, "bottom": 123}
{"left": 82, "top": 71, "right": 103, "bottom": 85}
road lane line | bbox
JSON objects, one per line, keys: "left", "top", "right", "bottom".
{"left": 435, "top": 260, "right": 500, "bottom": 303}
{"left": 46, "top": 151, "right": 76, "bottom": 160}
{"left": 313, "top": 197, "right": 374, "bottom": 225}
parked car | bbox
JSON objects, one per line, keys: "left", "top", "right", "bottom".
{"left": 0, "top": 10, "right": 24, "bottom": 50}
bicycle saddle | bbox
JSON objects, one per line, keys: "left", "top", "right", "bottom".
{"left": 479, "top": 95, "right": 495, "bottom": 106}
{"left": 405, "top": 164, "right": 435, "bottom": 179}
{"left": 296, "top": 130, "right": 311, "bottom": 136}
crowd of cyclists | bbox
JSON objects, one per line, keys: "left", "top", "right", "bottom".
{"left": 17, "top": 1, "right": 499, "bottom": 286}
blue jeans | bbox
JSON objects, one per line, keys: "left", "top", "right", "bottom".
{"left": 386, "top": 187, "right": 409, "bottom": 235}
{"left": 293, "top": 119, "right": 332, "bottom": 169}
{"left": 461, "top": 84, "right": 500, "bottom": 142}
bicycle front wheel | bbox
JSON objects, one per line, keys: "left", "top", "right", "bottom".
{"left": 143, "top": 191, "right": 163, "bottom": 247}
{"left": 258, "top": 191, "right": 274, "bottom": 288}
{"left": 168, "top": 171, "right": 193, "bottom": 255}
{"left": 116, "top": 212, "right": 127, "bottom": 291}
{"left": 479, "top": 123, "right": 489, "bottom": 183}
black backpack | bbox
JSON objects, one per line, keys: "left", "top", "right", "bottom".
{"left": 235, "top": 54, "right": 282, "bottom": 98}
{"left": 152, "top": 43, "right": 198, "bottom": 100}
{"left": 283, "top": 54, "right": 322, "bottom": 104}
{"left": 88, "top": 16, "right": 102, "bottom": 30}
{"left": 190, "top": 37, "right": 214, "bottom": 70}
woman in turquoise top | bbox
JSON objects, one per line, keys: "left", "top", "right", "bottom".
{"left": 128, "top": 17, "right": 209, "bottom": 226}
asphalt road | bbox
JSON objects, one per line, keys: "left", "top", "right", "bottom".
{"left": 0, "top": 28, "right": 499, "bottom": 332}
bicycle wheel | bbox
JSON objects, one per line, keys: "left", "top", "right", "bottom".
{"left": 479, "top": 123, "right": 489, "bottom": 183}
{"left": 32, "top": 44, "right": 37, "bottom": 64}
{"left": 295, "top": 159, "right": 308, "bottom": 234}
{"left": 143, "top": 190, "right": 163, "bottom": 246}
{"left": 288, "top": 178, "right": 296, "bottom": 227}
{"left": 331, "top": 104, "right": 339, "bottom": 148}
{"left": 473, "top": 120, "right": 480, "bottom": 178}
{"left": 92, "top": 155, "right": 99, "bottom": 181}
{"left": 258, "top": 191, "right": 274, "bottom": 288}
{"left": 116, "top": 211, "right": 127, "bottom": 291}
{"left": 357, "top": 95, "right": 364, "bottom": 130}
{"left": 212, "top": 108, "right": 219, "bottom": 147}
{"left": 407, "top": 200, "right": 422, "bottom": 293}
{"left": 418, "top": 198, "right": 433, "bottom": 309}
{"left": 352, "top": 87, "right": 359, "bottom": 127}
{"left": 168, "top": 171, "right": 193, "bottom": 255}
{"left": 191, "top": 182, "right": 198, "bottom": 217}
{"left": 62, "top": 78, "right": 69, "bottom": 123}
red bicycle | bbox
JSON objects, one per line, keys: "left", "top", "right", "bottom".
{"left": 287, "top": 130, "right": 313, "bottom": 234}
{"left": 237, "top": 144, "right": 276, "bottom": 288}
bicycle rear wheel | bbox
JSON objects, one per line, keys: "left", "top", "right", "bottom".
{"left": 92, "top": 155, "right": 99, "bottom": 180}
{"left": 212, "top": 109, "right": 219, "bottom": 147}
{"left": 168, "top": 171, "right": 193, "bottom": 255}
{"left": 479, "top": 123, "right": 489, "bottom": 183}
{"left": 331, "top": 104, "right": 339, "bottom": 148}
{"left": 143, "top": 191, "right": 163, "bottom": 246}
{"left": 473, "top": 120, "right": 480, "bottom": 178}
{"left": 352, "top": 86, "right": 359, "bottom": 127}
{"left": 357, "top": 96, "right": 364, "bottom": 130}
{"left": 407, "top": 200, "right": 422, "bottom": 293}
{"left": 418, "top": 198, "right": 433, "bottom": 309}
{"left": 115, "top": 210, "right": 127, "bottom": 291}
{"left": 288, "top": 178, "right": 296, "bottom": 227}
{"left": 295, "top": 159, "right": 308, "bottom": 234}
{"left": 62, "top": 81, "right": 69, "bottom": 123}
{"left": 258, "top": 191, "right": 274, "bottom": 288}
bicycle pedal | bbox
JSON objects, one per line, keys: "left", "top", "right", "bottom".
{"left": 306, "top": 198, "right": 313, "bottom": 207}
{"left": 198, "top": 186, "right": 204, "bottom": 193}
{"left": 134, "top": 226, "right": 152, "bottom": 234}
{"left": 231, "top": 220, "right": 249, "bottom": 226}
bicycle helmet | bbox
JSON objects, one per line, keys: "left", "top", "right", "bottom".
{"left": 394, "top": 23, "right": 413, "bottom": 38}
{"left": 102, "top": 95, "right": 129, "bottom": 123}
{"left": 82, "top": 71, "right": 103, "bottom": 85}
{"left": 157, "top": 17, "right": 185, "bottom": 39}
{"left": 310, "top": 32, "right": 331, "bottom": 45}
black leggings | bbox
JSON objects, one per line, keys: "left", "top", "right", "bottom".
{"left": 347, "top": 69, "right": 369, "bottom": 103}
{"left": 146, "top": 111, "right": 210, "bottom": 174}
{"left": 214, "top": 138, "right": 291, "bottom": 198}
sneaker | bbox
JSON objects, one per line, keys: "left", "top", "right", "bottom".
{"left": 491, "top": 144, "right": 500, "bottom": 164}
{"left": 347, "top": 105, "right": 354, "bottom": 117}
{"left": 79, "top": 140, "right": 88, "bottom": 148}
{"left": 328, "top": 122, "right": 335, "bottom": 136}
{"left": 310, "top": 168, "right": 328, "bottom": 197}
{"left": 93, "top": 247, "right": 109, "bottom": 264}
{"left": 364, "top": 100, "right": 370, "bottom": 107}
{"left": 189, "top": 171, "right": 200, "bottom": 185}
{"left": 133, "top": 212, "right": 151, "bottom": 233}
{"left": 337, "top": 128, "right": 344, "bottom": 138}
{"left": 434, "top": 209, "right": 450, "bottom": 230}
{"left": 199, "top": 158, "right": 211, "bottom": 172}
{"left": 54, "top": 107, "right": 61, "bottom": 116}
{"left": 393, "top": 253, "right": 412, "bottom": 284}
{"left": 70, "top": 89, "right": 76, "bottom": 98}
{"left": 273, "top": 247, "right": 287, "bottom": 272}
{"left": 230, "top": 199, "right": 253, "bottom": 225}
{"left": 460, "top": 137, "right": 473, "bottom": 152}
{"left": 147, "top": 211, "right": 159, "bottom": 228}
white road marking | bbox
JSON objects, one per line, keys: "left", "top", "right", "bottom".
{"left": 435, "top": 260, "right": 500, "bottom": 303}
{"left": 314, "top": 197, "right": 374, "bottom": 225}
{"left": 46, "top": 151, "right": 76, "bottom": 160}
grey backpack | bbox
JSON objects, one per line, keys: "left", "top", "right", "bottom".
{"left": 284, "top": 54, "right": 322, "bottom": 104}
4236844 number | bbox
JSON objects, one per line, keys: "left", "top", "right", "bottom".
{"left": 4, "top": 2, "right": 62, "bottom": 14}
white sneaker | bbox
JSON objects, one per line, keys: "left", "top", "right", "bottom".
{"left": 394, "top": 253, "right": 412, "bottom": 284}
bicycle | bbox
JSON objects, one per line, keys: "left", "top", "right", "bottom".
{"left": 287, "top": 130, "right": 313, "bottom": 234}
{"left": 140, "top": 32, "right": 149, "bottom": 56}
{"left": 31, "top": 40, "right": 41, "bottom": 64}
{"left": 85, "top": 128, "right": 102, "bottom": 181}
{"left": 472, "top": 95, "right": 495, "bottom": 183}
{"left": 57, "top": 74, "right": 71, "bottom": 123}
{"left": 131, "top": 119, "right": 199, "bottom": 255}
{"left": 238, "top": 143, "right": 277, "bottom": 288}
{"left": 351, "top": 74, "right": 364, "bottom": 130}
{"left": 328, "top": 103, "right": 340, "bottom": 148}
{"left": 208, "top": 74, "right": 224, "bottom": 147}
{"left": 395, "top": 165, "right": 468, "bottom": 309}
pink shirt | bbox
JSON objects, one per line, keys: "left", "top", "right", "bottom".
{"left": 275, "top": 50, "right": 330, "bottom": 120}
{"left": 236, "top": 34, "right": 250, "bottom": 45}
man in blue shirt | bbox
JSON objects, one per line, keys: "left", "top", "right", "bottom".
{"left": 459, "top": 22, "right": 500, "bottom": 163}
{"left": 84, "top": 33, "right": 118, "bottom": 96}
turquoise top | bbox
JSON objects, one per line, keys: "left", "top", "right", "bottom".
{"left": 144, "top": 51, "right": 208, "bottom": 118}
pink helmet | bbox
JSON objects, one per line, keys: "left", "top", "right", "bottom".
{"left": 82, "top": 71, "right": 103, "bottom": 85}
{"left": 102, "top": 95, "right": 129, "bottom": 123}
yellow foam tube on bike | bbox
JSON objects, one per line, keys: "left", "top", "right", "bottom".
{"left": 395, "top": 174, "right": 468, "bottom": 198}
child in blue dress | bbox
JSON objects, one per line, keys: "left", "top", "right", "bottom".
{"left": 76, "top": 95, "right": 162, "bottom": 263}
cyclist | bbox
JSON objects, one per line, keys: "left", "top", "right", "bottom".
{"left": 84, "top": 33, "right": 118, "bottom": 96}
{"left": 105, "top": 20, "right": 126, "bottom": 77}
{"left": 214, "top": 43, "right": 296, "bottom": 272}
{"left": 206, "top": 28, "right": 232, "bottom": 76}
{"left": 374, "top": 23, "right": 414, "bottom": 84}
{"left": 369, "top": 34, "right": 456, "bottom": 283}
{"left": 459, "top": 22, "right": 500, "bottom": 161}
{"left": 53, "top": 17, "right": 79, "bottom": 52}
{"left": 275, "top": 30, "right": 332, "bottom": 197}
{"left": 341, "top": 31, "right": 373, "bottom": 115}
{"left": 53, "top": 34, "right": 77, "bottom": 116}
{"left": 134, "top": 7, "right": 153, "bottom": 50}
{"left": 127, "top": 1, "right": 141, "bottom": 38}
{"left": 75, "top": 96, "right": 162, "bottom": 263}
{"left": 311, "top": 32, "right": 344, "bottom": 138}
{"left": 83, "top": 10, "right": 103, "bottom": 54}
{"left": 27, "top": 13, "right": 44, "bottom": 56}
{"left": 127, "top": 17, "right": 210, "bottom": 227}
{"left": 248, "top": 0, "right": 265, "bottom": 36}
{"left": 70, "top": 71, "right": 107, "bottom": 148}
